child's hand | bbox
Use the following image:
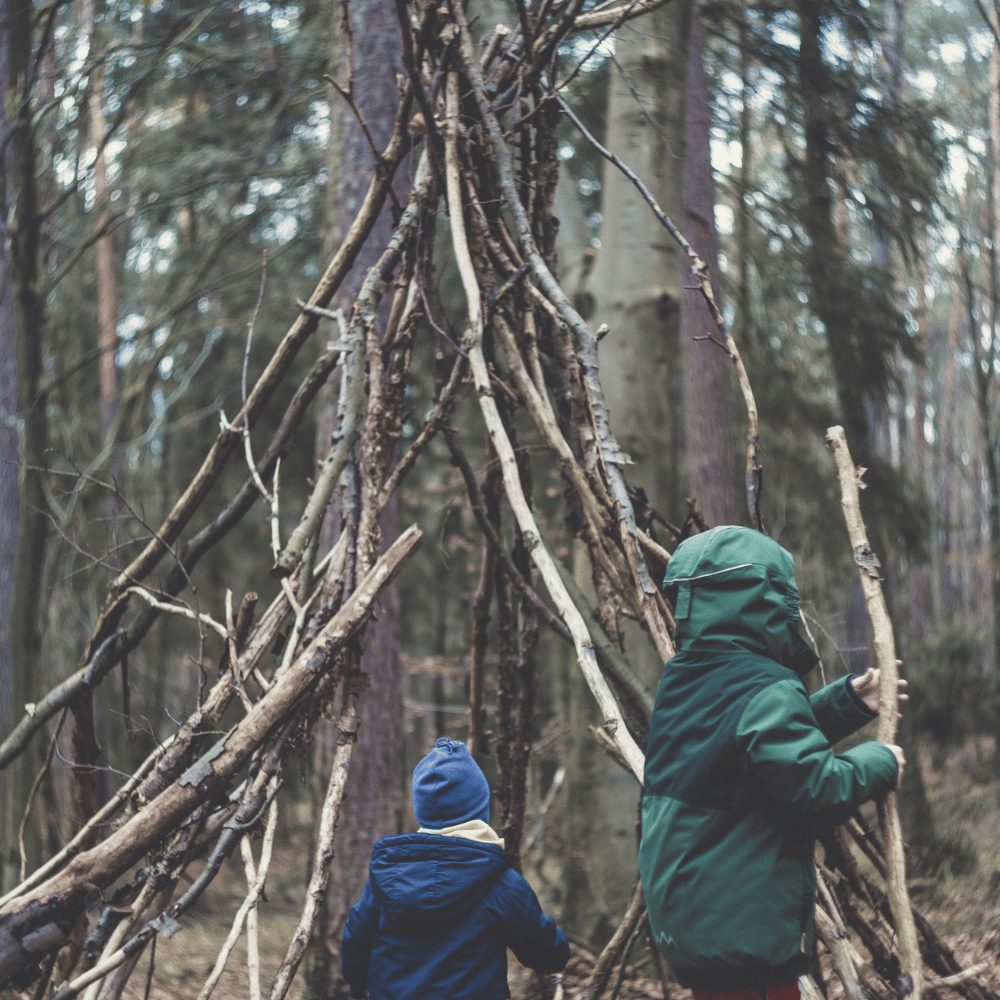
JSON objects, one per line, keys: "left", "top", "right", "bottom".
{"left": 851, "top": 662, "right": 909, "bottom": 718}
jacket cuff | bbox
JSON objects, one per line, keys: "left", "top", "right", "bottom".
{"left": 843, "top": 740, "right": 899, "bottom": 794}
{"left": 809, "top": 674, "right": 877, "bottom": 745}
{"left": 845, "top": 673, "right": 878, "bottom": 717}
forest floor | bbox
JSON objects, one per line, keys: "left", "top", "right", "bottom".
{"left": 68, "top": 742, "right": 1000, "bottom": 998}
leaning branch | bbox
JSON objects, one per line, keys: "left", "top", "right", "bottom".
{"left": 826, "top": 425, "right": 922, "bottom": 999}
{"left": 444, "top": 72, "right": 644, "bottom": 781}
{"left": 0, "top": 526, "right": 422, "bottom": 988}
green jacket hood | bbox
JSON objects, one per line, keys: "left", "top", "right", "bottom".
{"left": 663, "top": 525, "right": 819, "bottom": 674}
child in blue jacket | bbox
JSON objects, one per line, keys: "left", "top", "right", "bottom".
{"left": 341, "top": 737, "right": 570, "bottom": 1000}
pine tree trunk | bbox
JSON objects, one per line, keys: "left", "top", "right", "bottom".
{"left": 987, "top": 22, "right": 1000, "bottom": 675}
{"left": 679, "top": 12, "right": 740, "bottom": 526}
{"left": 305, "top": 3, "right": 404, "bottom": 994}
{"left": 4, "top": 0, "right": 50, "bottom": 887}
{"left": 0, "top": 16, "right": 23, "bottom": 891}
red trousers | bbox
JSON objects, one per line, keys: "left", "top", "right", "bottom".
{"left": 693, "top": 980, "right": 801, "bottom": 1000}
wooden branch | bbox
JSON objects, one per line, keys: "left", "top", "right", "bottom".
{"left": 927, "top": 966, "right": 993, "bottom": 995}
{"left": 0, "top": 736, "right": 172, "bottom": 909}
{"left": 0, "top": 526, "right": 422, "bottom": 988}
{"left": 468, "top": 461, "right": 500, "bottom": 758}
{"left": 197, "top": 784, "right": 279, "bottom": 1000}
{"left": 126, "top": 587, "right": 228, "bottom": 639}
{"left": 271, "top": 332, "right": 365, "bottom": 578}
{"left": 0, "top": 630, "right": 125, "bottom": 770}
{"left": 378, "top": 348, "right": 467, "bottom": 507}
{"left": 267, "top": 674, "right": 362, "bottom": 1000}
{"left": 815, "top": 870, "right": 866, "bottom": 1000}
{"left": 583, "top": 880, "right": 646, "bottom": 1000}
{"left": 453, "top": 17, "right": 675, "bottom": 667}
{"left": 826, "top": 425, "right": 922, "bottom": 999}
{"left": 48, "top": 745, "right": 285, "bottom": 1000}
{"left": 443, "top": 72, "right": 644, "bottom": 780}
{"left": 571, "top": 0, "right": 672, "bottom": 31}
{"left": 273, "top": 171, "right": 429, "bottom": 578}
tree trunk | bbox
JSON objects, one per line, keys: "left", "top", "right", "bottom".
{"left": 4, "top": 0, "right": 50, "bottom": 887}
{"left": 306, "top": 3, "right": 405, "bottom": 995}
{"left": 590, "top": 0, "right": 691, "bottom": 521}
{"left": 798, "top": 0, "right": 883, "bottom": 678}
{"left": 679, "top": 12, "right": 740, "bottom": 526}
{"left": 0, "top": 13, "right": 23, "bottom": 892}
{"left": 986, "top": 19, "right": 1000, "bottom": 675}
{"left": 561, "top": 0, "right": 690, "bottom": 946}
{"left": 85, "top": 0, "right": 121, "bottom": 441}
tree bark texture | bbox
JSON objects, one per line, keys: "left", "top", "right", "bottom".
{"left": 590, "top": 0, "right": 691, "bottom": 520}
{"left": 986, "top": 19, "right": 1000, "bottom": 674}
{"left": 0, "top": 8, "right": 23, "bottom": 891}
{"left": 4, "top": 0, "right": 51, "bottom": 888}
{"left": 679, "top": 11, "right": 740, "bottom": 527}
{"left": 307, "top": 2, "right": 405, "bottom": 992}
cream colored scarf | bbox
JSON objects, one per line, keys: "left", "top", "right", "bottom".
{"left": 417, "top": 819, "right": 505, "bottom": 849}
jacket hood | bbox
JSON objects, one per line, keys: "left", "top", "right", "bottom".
{"left": 369, "top": 832, "right": 509, "bottom": 926}
{"left": 663, "top": 525, "right": 818, "bottom": 674}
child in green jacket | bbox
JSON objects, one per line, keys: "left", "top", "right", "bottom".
{"left": 639, "top": 526, "right": 905, "bottom": 998}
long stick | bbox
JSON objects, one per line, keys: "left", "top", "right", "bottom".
{"left": 826, "top": 424, "right": 922, "bottom": 998}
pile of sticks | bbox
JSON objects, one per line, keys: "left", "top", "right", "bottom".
{"left": 0, "top": 1, "right": 994, "bottom": 998}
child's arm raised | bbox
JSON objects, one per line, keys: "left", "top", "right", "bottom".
{"left": 736, "top": 678, "right": 900, "bottom": 826}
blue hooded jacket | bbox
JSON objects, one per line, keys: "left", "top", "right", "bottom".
{"left": 341, "top": 832, "right": 569, "bottom": 999}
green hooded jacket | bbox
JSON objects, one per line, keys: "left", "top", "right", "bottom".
{"left": 638, "top": 526, "right": 898, "bottom": 989}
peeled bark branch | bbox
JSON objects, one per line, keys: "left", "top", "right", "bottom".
{"left": 826, "top": 424, "right": 922, "bottom": 999}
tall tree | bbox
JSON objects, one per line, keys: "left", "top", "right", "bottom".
{"left": 590, "top": 1, "right": 691, "bottom": 521}
{"left": 4, "top": 0, "right": 50, "bottom": 885}
{"left": 306, "top": 2, "right": 405, "bottom": 993}
{"left": 84, "top": 0, "right": 122, "bottom": 441}
{"left": 562, "top": 0, "right": 691, "bottom": 944}
{"left": 679, "top": 10, "right": 740, "bottom": 526}
{"left": 983, "top": 12, "right": 1000, "bottom": 675}
{"left": 0, "top": 0, "right": 23, "bottom": 891}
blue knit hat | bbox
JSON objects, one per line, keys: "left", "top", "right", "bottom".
{"left": 411, "top": 737, "right": 491, "bottom": 829}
